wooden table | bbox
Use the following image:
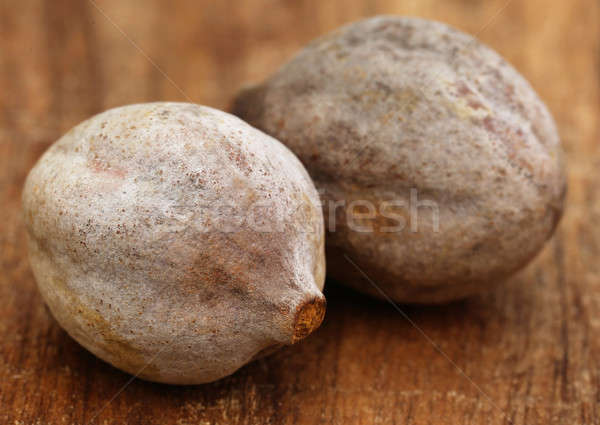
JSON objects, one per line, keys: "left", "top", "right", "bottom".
{"left": 1, "top": 1, "right": 598, "bottom": 423}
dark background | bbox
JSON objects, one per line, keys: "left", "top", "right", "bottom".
{"left": 1, "top": 0, "right": 598, "bottom": 424}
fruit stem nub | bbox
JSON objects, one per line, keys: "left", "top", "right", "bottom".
{"left": 292, "top": 295, "right": 326, "bottom": 343}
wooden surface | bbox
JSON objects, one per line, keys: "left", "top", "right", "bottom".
{"left": 1, "top": 0, "right": 599, "bottom": 424}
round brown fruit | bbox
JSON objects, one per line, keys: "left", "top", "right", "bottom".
{"left": 23, "top": 102, "right": 326, "bottom": 384}
{"left": 233, "top": 16, "right": 566, "bottom": 303}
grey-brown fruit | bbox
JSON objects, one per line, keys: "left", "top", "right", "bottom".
{"left": 233, "top": 16, "right": 567, "bottom": 303}
{"left": 22, "top": 102, "right": 326, "bottom": 384}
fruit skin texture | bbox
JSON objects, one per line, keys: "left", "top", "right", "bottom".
{"left": 22, "top": 102, "right": 326, "bottom": 384}
{"left": 233, "top": 16, "right": 567, "bottom": 303}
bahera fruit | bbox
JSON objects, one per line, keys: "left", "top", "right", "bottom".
{"left": 22, "top": 102, "right": 326, "bottom": 384}
{"left": 233, "top": 16, "right": 566, "bottom": 303}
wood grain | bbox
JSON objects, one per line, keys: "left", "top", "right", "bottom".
{"left": 1, "top": 0, "right": 598, "bottom": 424}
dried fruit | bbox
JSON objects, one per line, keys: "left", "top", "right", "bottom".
{"left": 234, "top": 16, "right": 566, "bottom": 303}
{"left": 22, "top": 102, "right": 326, "bottom": 384}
